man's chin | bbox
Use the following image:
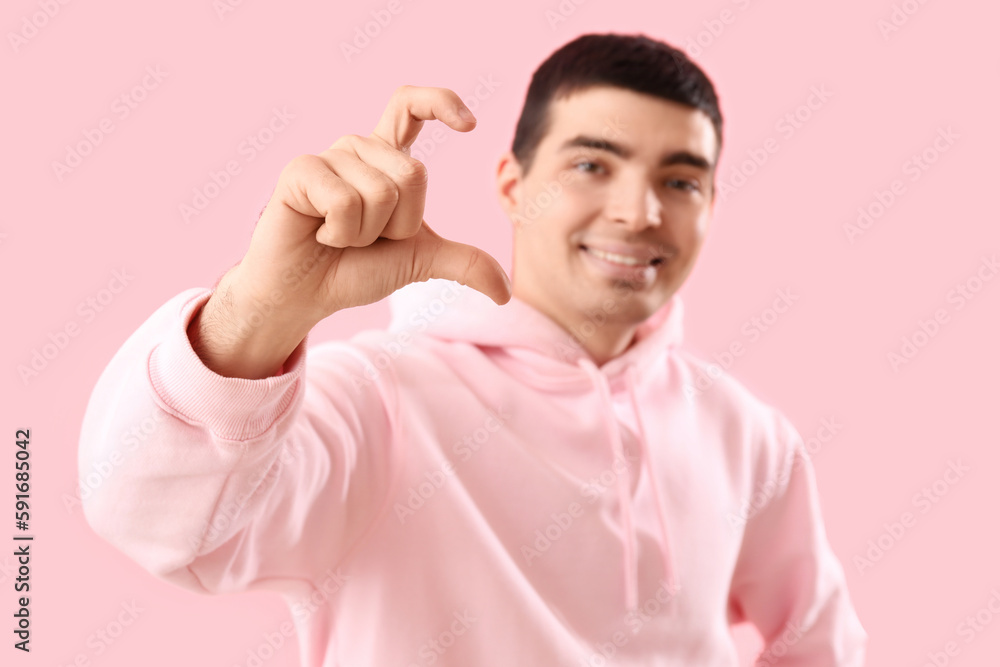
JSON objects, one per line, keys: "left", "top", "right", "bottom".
{"left": 575, "top": 289, "right": 662, "bottom": 324}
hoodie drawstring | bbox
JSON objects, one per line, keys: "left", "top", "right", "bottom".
{"left": 624, "top": 365, "right": 679, "bottom": 600}
{"left": 578, "top": 358, "right": 679, "bottom": 612}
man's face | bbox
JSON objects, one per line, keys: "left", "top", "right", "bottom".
{"left": 497, "top": 85, "right": 718, "bottom": 333}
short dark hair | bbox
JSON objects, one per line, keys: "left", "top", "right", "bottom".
{"left": 511, "top": 32, "right": 724, "bottom": 176}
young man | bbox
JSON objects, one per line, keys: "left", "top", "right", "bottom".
{"left": 79, "top": 33, "right": 867, "bottom": 665}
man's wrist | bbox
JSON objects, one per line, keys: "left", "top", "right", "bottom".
{"left": 187, "top": 280, "right": 311, "bottom": 380}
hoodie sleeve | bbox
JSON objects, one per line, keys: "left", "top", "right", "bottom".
{"left": 727, "top": 410, "right": 868, "bottom": 666}
{"left": 78, "top": 287, "right": 401, "bottom": 596}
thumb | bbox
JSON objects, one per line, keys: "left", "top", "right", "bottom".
{"left": 411, "top": 222, "right": 512, "bottom": 305}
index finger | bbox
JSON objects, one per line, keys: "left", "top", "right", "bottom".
{"left": 370, "top": 85, "right": 477, "bottom": 153}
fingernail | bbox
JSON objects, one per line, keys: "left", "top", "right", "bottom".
{"left": 458, "top": 106, "right": 476, "bottom": 123}
{"left": 499, "top": 271, "right": 512, "bottom": 303}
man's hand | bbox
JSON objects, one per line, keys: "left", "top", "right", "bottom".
{"left": 190, "top": 86, "right": 512, "bottom": 379}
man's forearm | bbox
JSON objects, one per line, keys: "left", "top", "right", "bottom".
{"left": 187, "top": 270, "right": 312, "bottom": 380}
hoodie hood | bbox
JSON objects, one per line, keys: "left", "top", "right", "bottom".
{"left": 387, "top": 279, "right": 685, "bottom": 384}
{"left": 388, "top": 279, "right": 684, "bottom": 610}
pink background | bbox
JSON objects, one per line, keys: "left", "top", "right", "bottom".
{"left": 3, "top": 0, "right": 999, "bottom": 664}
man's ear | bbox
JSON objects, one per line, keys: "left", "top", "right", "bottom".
{"left": 496, "top": 151, "right": 525, "bottom": 229}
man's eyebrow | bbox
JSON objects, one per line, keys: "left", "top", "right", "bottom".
{"left": 558, "top": 134, "right": 714, "bottom": 171}
{"left": 559, "top": 135, "right": 628, "bottom": 158}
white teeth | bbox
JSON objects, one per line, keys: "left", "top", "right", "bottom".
{"left": 584, "top": 246, "right": 651, "bottom": 266}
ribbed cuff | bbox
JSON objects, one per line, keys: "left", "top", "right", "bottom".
{"left": 148, "top": 288, "right": 309, "bottom": 442}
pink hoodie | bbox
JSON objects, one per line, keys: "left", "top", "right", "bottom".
{"left": 79, "top": 278, "right": 867, "bottom": 666}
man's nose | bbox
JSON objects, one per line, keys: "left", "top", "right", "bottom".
{"left": 606, "top": 179, "right": 662, "bottom": 231}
